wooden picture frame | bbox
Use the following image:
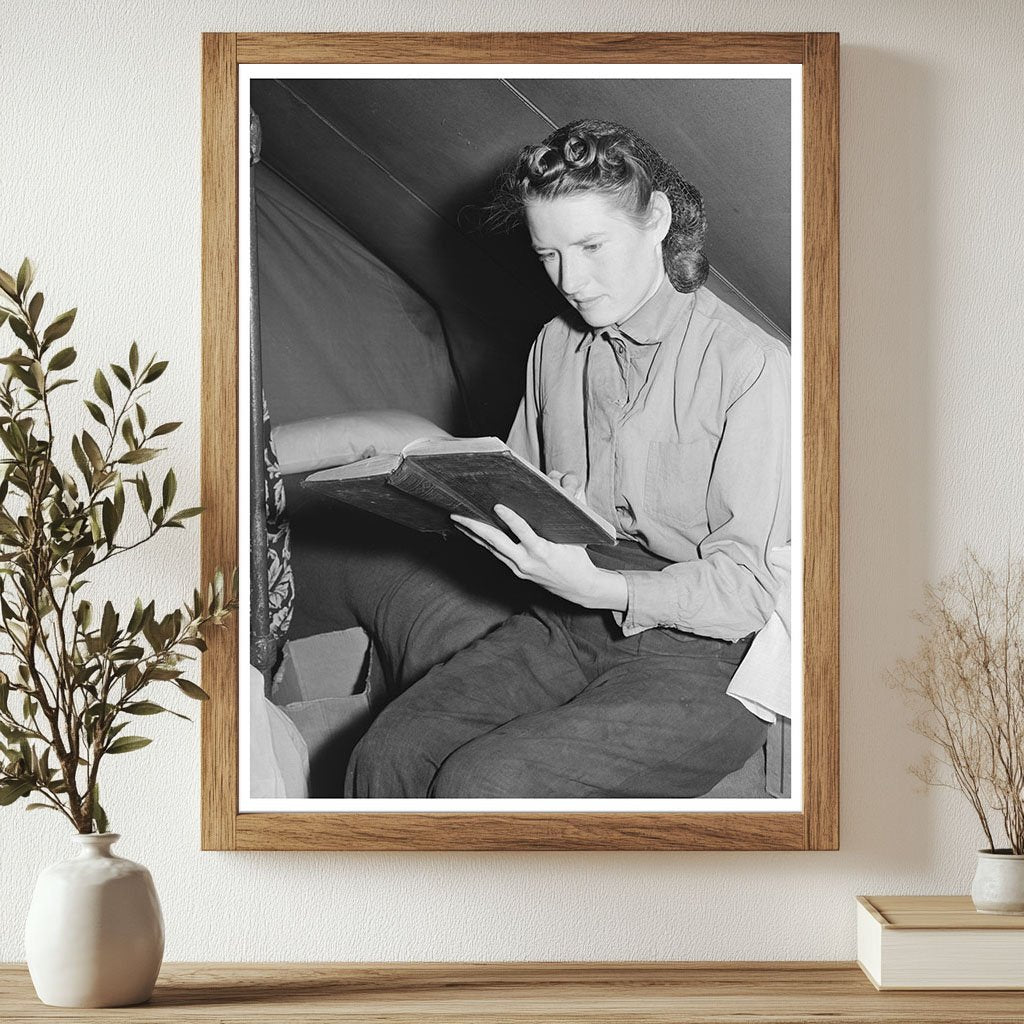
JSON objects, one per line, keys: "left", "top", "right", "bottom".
{"left": 201, "top": 32, "right": 839, "bottom": 851}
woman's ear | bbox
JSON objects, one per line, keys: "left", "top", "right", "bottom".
{"left": 649, "top": 190, "right": 673, "bottom": 244}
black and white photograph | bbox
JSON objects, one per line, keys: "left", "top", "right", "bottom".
{"left": 242, "top": 65, "right": 802, "bottom": 812}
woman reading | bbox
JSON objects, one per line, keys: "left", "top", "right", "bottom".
{"left": 343, "top": 118, "right": 790, "bottom": 799}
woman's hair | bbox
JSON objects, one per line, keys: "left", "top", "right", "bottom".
{"left": 489, "top": 119, "right": 709, "bottom": 293}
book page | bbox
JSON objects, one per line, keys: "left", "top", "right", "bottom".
{"left": 401, "top": 436, "right": 508, "bottom": 457}
{"left": 304, "top": 453, "right": 401, "bottom": 482}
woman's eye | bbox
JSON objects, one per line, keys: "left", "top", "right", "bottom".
{"left": 536, "top": 252, "right": 556, "bottom": 263}
{"left": 582, "top": 242, "right": 603, "bottom": 253}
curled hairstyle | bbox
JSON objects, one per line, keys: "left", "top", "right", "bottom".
{"left": 490, "top": 119, "right": 709, "bottom": 293}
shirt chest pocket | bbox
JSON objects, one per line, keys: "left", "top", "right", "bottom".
{"left": 643, "top": 437, "right": 717, "bottom": 532}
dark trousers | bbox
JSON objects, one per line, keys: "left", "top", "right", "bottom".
{"left": 338, "top": 531, "right": 767, "bottom": 799}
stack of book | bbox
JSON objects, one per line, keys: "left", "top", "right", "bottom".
{"left": 857, "top": 895, "right": 1024, "bottom": 989}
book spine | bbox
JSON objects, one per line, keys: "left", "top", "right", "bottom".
{"left": 389, "top": 458, "right": 496, "bottom": 527}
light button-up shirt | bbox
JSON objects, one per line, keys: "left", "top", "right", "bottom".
{"left": 507, "top": 275, "right": 791, "bottom": 641}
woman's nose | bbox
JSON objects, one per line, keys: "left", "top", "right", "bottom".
{"left": 558, "top": 255, "right": 586, "bottom": 296}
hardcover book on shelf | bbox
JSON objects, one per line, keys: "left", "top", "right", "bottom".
{"left": 302, "top": 436, "right": 617, "bottom": 546}
{"left": 856, "top": 895, "right": 1024, "bottom": 990}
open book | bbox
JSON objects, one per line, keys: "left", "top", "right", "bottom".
{"left": 301, "top": 436, "right": 617, "bottom": 546}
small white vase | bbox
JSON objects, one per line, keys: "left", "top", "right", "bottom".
{"left": 25, "top": 833, "right": 164, "bottom": 1007}
{"left": 970, "top": 849, "right": 1024, "bottom": 915}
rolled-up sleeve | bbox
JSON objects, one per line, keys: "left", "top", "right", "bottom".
{"left": 618, "top": 344, "right": 791, "bottom": 641}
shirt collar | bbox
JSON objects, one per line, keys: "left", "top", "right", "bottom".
{"left": 576, "top": 274, "right": 692, "bottom": 351}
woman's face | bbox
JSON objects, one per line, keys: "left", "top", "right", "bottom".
{"left": 525, "top": 190, "right": 670, "bottom": 328}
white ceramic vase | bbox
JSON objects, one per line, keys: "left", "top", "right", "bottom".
{"left": 970, "top": 849, "right": 1024, "bottom": 915}
{"left": 25, "top": 833, "right": 164, "bottom": 1007}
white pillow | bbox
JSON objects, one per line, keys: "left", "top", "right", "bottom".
{"left": 271, "top": 410, "right": 452, "bottom": 476}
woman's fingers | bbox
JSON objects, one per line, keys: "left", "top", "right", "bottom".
{"left": 451, "top": 519, "right": 489, "bottom": 549}
{"left": 451, "top": 518, "right": 524, "bottom": 577}
{"left": 563, "top": 474, "right": 586, "bottom": 503}
{"left": 450, "top": 514, "right": 522, "bottom": 559}
{"left": 547, "top": 469, "right": 586, "bottom": 504}
{"left": 452, "top": 522, "right": 520, "bottom": 573}
{"left": 492, "top": 504, "right": 542, "bottom": 549}
{"left": 452, "top": 506, "right": 546, "bottom": 565}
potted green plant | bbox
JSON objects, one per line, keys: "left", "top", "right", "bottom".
{"left": 0, "top": 259, "right": 237, "bottom": 1005}
{"left": 895, "top": 551, "right": 1024, "bottom": 914}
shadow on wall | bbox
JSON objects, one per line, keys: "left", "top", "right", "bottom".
{"left": 838, "top": 48, "right": 938, "bottom": 867}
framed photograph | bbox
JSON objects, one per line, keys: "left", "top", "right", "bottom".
{"left": 201, "top": 32, "right": 838, "bottom": 851}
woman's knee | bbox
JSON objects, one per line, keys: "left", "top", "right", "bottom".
{"left": 345, "top": 702, "right": 435, "bottom": 797}
{"left": 429, "top": 736, "right": 555, "bottom": 798}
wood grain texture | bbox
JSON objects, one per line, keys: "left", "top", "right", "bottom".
{"left": 861, "top": 895, "right": 1024, "bottom": 929}
{"left": 801, "top": 33, "right": 841, "bottom": 852}
{"left": 200, "top": 32, "right": 239, "bottom": 852}
{"left": 234, "top": 810, "right": 806, "bottom": 852}
{"left": 236, "top": 32, "right": 807, "bottom": 65}
{"left": 201, "top": 32, "right": 841, "bottom": 851}
{"left": 2, "top": 962, "right": 1022, "bottom": 1023}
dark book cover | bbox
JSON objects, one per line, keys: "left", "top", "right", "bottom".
{"left": 302, "top": 438, "right": 616, "bottom": 546}
{"left": 301, "top": 453, "right": 454, "bottom": 534}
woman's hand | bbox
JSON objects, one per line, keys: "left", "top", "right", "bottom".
{"left": 451, "top": 504, "right": 627, "bottom": 611}
{"left": 547, "top": 469, "right": 587, "bottom": 504}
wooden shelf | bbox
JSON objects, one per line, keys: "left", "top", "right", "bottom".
{"left": 3, "top": 962, "right": 1024, "bottom": 1022}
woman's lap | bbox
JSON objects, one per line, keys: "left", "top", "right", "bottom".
{"left": 294, "top": 519, "right": 767, "bottom": 798}
{"left": 437, "top": 628, "right": 765, "bottom": 799}
{"left": 345, "top": 598, "right": 766, "bottom": 799}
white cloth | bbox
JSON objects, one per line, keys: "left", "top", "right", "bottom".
{"left": 248, "top": 664, "right": 310, "bottom": 798}
{"left": 726, "top": 546, "right": 792, "bottom": 723}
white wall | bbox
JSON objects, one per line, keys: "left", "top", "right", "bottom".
{"left": 1, "top": 0, "right": 1022, "bottom": 961}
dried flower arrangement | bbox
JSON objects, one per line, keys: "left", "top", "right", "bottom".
{"left": 894, "top": 551, "right": 1024, "bottom": 854}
